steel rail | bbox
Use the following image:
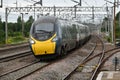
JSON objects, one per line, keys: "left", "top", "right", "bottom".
{"left": 90, "top": 35, "right": 105, "bottom": 80}
{"left": 17, "top": 37, "right": 94, "bottom": 80}
{"left": 82, "top": 47, "right": 120, "bottom": 65}
{"left": 0, "top": 60, "right": 39, "bottom": 77}
{"left": 0, "top": 43, "right": 29, "bottom": 51}
{"left": 90, "top": 48, "right": 120, "bottom": 80}
{"left": 63, "top": 37, "right": 97, "bottom": 80}
{"left": 16, "top": 58, "right": 67, "bottom": 80}
{"left": 0, "top": 50, "right": 31, "bottom": 63}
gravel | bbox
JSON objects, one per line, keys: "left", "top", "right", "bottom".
{"left": 20, "top": 37, "right": 96, "bottom": 80}
{"left": 68, "top": 36, "right": 115, "bottom": 80}
{"left": 0, "top": 62, "right": 48, "bottom": 80}
{"left": 0, "top": 36, "right": 105, "bottom": 80}
{"left": 101, "top": 52, "right": 120, "bottom": 71}
{"left": 0, "top": 43, "right": 30, "bottom": 58}
{"left": 0, "top": 55, "right": 36, "bottom": 74}
{"left": 69, "top": 72, "right": 92, "bottom": 80}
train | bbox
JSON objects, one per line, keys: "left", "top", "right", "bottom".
{"left": 29, "top": 16, "right": 91, "bottom": 59}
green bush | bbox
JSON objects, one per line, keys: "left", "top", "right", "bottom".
{"left": 0, "top": 30, "right": 5, "bottom": 44}
{"left": 8, "top": 36, "right": 27, "bottom": 44}
{"left": 105, "top": 36, "right": 111, "bottom": 42}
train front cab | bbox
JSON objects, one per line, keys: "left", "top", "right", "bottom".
{"left": 29, "top": 34, "right": 56, "bottom": 56}
{"left": 29, "top": 20, "right": 61, "bottom": 59}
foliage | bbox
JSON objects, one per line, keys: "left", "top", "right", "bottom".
{"left": 105, "top": 36, "right": 111, "bottom": 42}
{"left": 101, "top": 17, "right": 108, "bottom": 32}
{"left": 115, "top": 12, "right": 120, "bottom": 39}
{"left": 0, "top": 15, "right": 34, "bottom": 45}
{"left": 0, "top": 30, "right": 5, "bottom": 44}
{"left": 24, "top": 16, "right": 34, "bottom": 37}
{"left": 115, "top": 11, "right": 120, "bottom": 21}
{"left": 7, "top": 36, "right": 28, "bottom": 44}
{"left": 102, "top": 12, "right": 120, "bottom": 39}
{"left": 0, "top": 17, "right": 5, "bottom": 44}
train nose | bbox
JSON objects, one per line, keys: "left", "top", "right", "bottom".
{"left": 33, "top": 41, "right": 56, "bottom": 55}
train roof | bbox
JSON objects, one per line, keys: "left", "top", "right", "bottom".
{"left": 33, "top": 16, "right": 89, "bottom": 28}
{"left": 33, "top": 16, "right": 57, "bottom": 25}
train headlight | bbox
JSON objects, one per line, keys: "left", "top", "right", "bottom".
{"left": 52, "top": 36, "right": 58, "bottom": 42}
{"left": 29, "top": 39, "right": 35, "bottom": 44}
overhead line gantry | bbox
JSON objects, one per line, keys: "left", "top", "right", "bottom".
{"left": 5, "top": 6, "right": 113, "bottom": 44}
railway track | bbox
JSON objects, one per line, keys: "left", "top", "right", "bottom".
{"left": 0, "top": 42, "right": 28, "bottom": 47}
{"left": 14, "top": 36, "right": 97, "bottom": 80}
{"left": 90, "top": 35, "right": 105, "bottom": 80}
{"left": 62, "top": 40, "right": 97, "bottom": 80}
{"left": 0, "top": 54, "right": 68, "bottom": 80}
{"left": 0, "top": 51, "right": 38, "bottom": 77}
{"left": 89, "top": 36, "right": 120, "bottom": 80}
{"left": 61, "top": 36, "right": 100, "bottom": 80}
{"left": 0, "top": 43, "right": 30, "bottom": 60}
{"left": 0, "top": 61, "right": 50, "bottom": 80}
{"left": 0, "top": 52, "right": 53, "bottom": 80}
{"left": 0, "top": 50, "right": 31, "bottom": 63}
{"left": 0, "top": 43, "right": 29, "bottom": 52}
{"left": 0, "top": 60, "right": 39, "bottom": 77}
{"left": 66, "top": 35, "right": 120, "bottom": 80}
{"left": 82, "top": 47, "right": 120, "bottom": 65}
{"left": 90, "top": 47, "right": 120, "bottom": 80}
{"left": 1, "top": 35, "right": 117, "bottom": 80}
{"left": 16, "top": 60, "right": 61, "bottom": 80}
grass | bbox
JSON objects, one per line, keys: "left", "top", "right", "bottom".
{"left": 7, "top": 36, "right": 28, "bottom": 44}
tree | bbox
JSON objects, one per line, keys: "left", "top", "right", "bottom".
{"left": 17, "top": 16, "right": 22, "bottom": 32}
{"left": 0, "top": 17, "right": 5, "bottom": 44}
{"left": 115, "top": 11, "right": 120, "bottom": 38}
{"left": 116, "top": 11, "right": 120, "bottom": 21}
{"left": 102, "top": 17, "right": 108, "bottom": 32}
{"left": 0, "top": 16, "right": 3, "bottom": 30}
{"left": 24, "top": 16, "right": 34, "bottom": 37}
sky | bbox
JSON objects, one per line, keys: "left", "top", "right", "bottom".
{"left": 0, "top": 0, "right": 119, "bottom": 22}
{"left": 2, "top": 0, "right": 114, "bottom": 7}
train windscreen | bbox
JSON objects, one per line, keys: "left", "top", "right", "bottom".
{"left": 32, "top": 23, "right": 55, "bottom": 41}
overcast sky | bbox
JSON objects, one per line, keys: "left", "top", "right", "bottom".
{"left": 2, "top": 0, "right": 114, "bottom": 7}
{"left": 0, "top": 0, "right": 119, "bottom": 22}
{"left": 2, "top": 0, "right": 114, "bottom": 13}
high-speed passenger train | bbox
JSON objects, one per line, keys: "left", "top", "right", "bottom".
{"left": 29, "top": 16, "right": 91, "bottom": 59}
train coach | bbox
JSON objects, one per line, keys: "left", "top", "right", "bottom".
{"left": 29, "top": 16, "right": 91, "bottom": 59}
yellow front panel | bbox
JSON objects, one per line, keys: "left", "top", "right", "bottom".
{"left": 34, "top": 41, "right": 56, "bottom": 55}
{"left": 31, "top": 34, "right": 56, "bottom": 55}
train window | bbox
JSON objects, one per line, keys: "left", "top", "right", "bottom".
{"left": 31, "top": 23, "right": 55, "bottom": 41}
{"left": 35, "top": 23, "right": 54, "bottom": 33}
